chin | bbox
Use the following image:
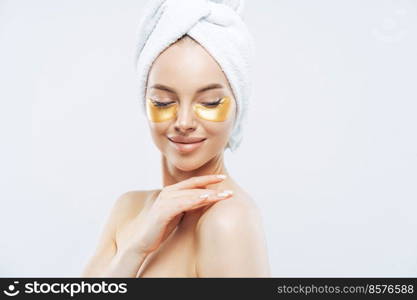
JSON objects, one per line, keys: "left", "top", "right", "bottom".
{"left": 169, "top": 155, "right": 208, "bottom": 172}
{"left": 158, "top": 139, "right": 225, "bottom": 172}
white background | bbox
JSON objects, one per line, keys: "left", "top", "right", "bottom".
{"left": 1, "top": 0, "right": 416, "bottom": 277}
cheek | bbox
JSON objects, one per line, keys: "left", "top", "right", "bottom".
{"left": 203, "top": 114, "right": 235, "bottom": 141}
{"left": 148, "top": 122, "right": 170, "bottom": 146}
{"left": 204, "top": 107, "right": 236, "bottom": 142}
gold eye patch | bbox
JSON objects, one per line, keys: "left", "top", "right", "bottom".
{"left": 193, "top": 96, "right": 232, "bottom": 122}
{"left": 146, "top": 98, "right": 178, "bottom": 122}
{"left": 146, "top": 96, "right": 232, "bottom": 123}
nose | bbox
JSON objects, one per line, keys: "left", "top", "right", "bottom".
{"left": 174, "top": 104, "right": 196, "bottom": 134}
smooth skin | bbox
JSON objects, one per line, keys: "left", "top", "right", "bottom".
{"left": 82, "top": 35, "right": 270, "bottom": 277}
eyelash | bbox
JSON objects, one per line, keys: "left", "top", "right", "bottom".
{"left": 151, "top": 98, "right": 223, "bottom": 107}
{"left": 151, "top": 100, "right": 175, "bottom": 107}
{"left": 202, "top": 98, "right": 222, "bottom": 107}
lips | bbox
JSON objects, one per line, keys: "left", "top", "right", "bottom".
{"left": 168, "top": 136, "right": 206, "bottom": 144}
{"left": 168, "top": 136, "right": 206, "bottom": 153}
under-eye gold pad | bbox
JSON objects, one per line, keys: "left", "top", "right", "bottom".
{"left": 146, "top": 98, "right": 178, "bottom": 122}
{"left": 146, "top": 96, "right": 232, "bottom": 123}
{"left": 193, "top": 96, "right": 232, "bottom": 122}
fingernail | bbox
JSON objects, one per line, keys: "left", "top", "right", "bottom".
{"left": 216, "top": 174, "right": 227, "bottom": 179}
{"left": 200, "top": 193, "right": 209, "bottom": 199}
{"left": 217, "top": 190, "right": 233, "bottom": 197}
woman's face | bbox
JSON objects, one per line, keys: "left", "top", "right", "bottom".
{"left": 145, "top": 37, "right": 236, "bottom": 172}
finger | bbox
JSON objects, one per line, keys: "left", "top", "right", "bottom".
{"left": 158, "top": 188, "right": 219, "bottom": 205}
{"left": 170, "top": 188, "right": 219, "bottom": 199}
{"left": 171, "top": 189, "right": 234, "bottom": 215}
{"left": 165, "top": 174, "right": 227, "bottom": 191}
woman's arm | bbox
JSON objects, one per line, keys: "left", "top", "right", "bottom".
{"left": 81, "top": 191, "right": 148, "bottom": 277}
{"left": 101, "top": 246, "right": 148, "bottom": 278}
{"left": 195, "top": 197, "right": 271, "bottom": 277}
{"left": 82, "top": 175, "right": 233, "bottom": 277}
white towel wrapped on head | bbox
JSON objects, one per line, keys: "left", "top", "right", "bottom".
{"left": 134, "top": 0, "right": 254, "bottom": 151}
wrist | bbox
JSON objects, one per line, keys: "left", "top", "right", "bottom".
{"left": 104, "top": 246, "right": 148, "bottom": 278}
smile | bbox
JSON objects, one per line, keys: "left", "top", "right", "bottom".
{"left": 168, "top": 137, "right": 207, "bottom": 153}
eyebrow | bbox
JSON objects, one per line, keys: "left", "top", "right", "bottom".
{"left": 150, "top": 83, "right": 224, "bottom": 94}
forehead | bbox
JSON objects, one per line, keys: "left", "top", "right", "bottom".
{"left": 147, "top": 39, "right": 230, "bottom": 94}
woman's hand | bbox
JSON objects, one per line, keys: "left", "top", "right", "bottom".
{"left": 125, "top": 174, "right": 233, "bottom": 255}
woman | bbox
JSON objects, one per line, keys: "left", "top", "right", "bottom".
{"left": 82, "top": 0, "right": 270, "bottom": 277}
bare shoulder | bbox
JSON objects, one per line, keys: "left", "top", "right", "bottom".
{"left": 93, "top": 188, "right": 158, "bottom": 246}
{"left": 195, "top": 189, "right": 270, "bottom": 277}
{"left": 196, "top": 190, "right": 262, "bottom": 234}
{"left": 114, "top": 189, "right": 151, "bottom": 208}
{"left": 81, "top": 189, "right": 157, "bottom": 277}
{"left": 113, "top": 189, "right": 159, "bottom": 227}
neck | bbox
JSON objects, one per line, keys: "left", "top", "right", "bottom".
{"left": 161, "top": 153, "right": 229, "bottom": 187}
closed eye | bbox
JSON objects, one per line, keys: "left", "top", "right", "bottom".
{"left": 150, "top": 99, "right": 176, "bottom": 107}
{"left": 201, "top": 98, "right": 223, "bottom": 107}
